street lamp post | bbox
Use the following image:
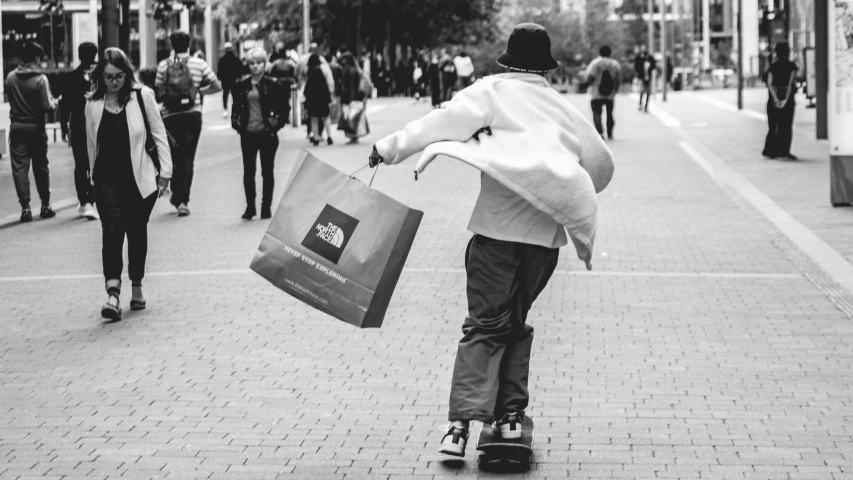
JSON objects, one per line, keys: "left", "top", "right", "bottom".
{"left": 660, "top": 0, "right": 667, "bottom": 101}
{"left": 736, "top": 0, "right": 743, "bottom": 109}
{"left": 303, "top": 0, "right": 310, "bottom": 53}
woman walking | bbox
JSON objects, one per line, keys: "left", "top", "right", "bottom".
{"left": 339, "top": 51, "right": 369, "bottom": 144}
{"left": 303, "top": 53, "right": 334, "bottom": 147}
{"left": 230, "top": 47, "right": 289, "bottom": 220}
{"left": 85, "top": 48, "right": 172, "bottom": 320}
{"left": 762, "top": 42, "right": 798, "bottom": 160}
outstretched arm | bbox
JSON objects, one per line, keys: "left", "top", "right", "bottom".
{"left": 373, "top": 85, "right": 494, "bottom": 165}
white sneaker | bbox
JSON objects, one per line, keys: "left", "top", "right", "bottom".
{"left": 494, "top": 412, "right": 523, "bottom": 439}
{"left": 222, "top": 111, "right": 228, "bottom": 118}
{"left": 78, "top": 203, "right": 87, "bottom": 217}
{"left": 82, "top": 203, "right": 99, "bottom": 220}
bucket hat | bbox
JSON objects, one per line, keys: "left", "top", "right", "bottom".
{"left": 496, "top": 23, "right": 559, "bottom": 73}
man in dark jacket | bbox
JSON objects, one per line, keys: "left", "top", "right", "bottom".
{"left": 5, "top": 41, "right": 58, "bottom": 222}
{"left": 217, "top": 42, "right": 247, "bottom": 117}
{"left": 59, "top": 42, "right": 99, "bottom": 220}
{"left": 230, "top": 48, "right": 290, "bottom": 219}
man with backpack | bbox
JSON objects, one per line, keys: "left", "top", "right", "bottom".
{"left": 585, "top": 45, "right": 621, "bottom": 140}
{"left": 155, "top": 31, "right": 221, "bottom": 217}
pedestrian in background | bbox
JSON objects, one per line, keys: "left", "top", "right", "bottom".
{"left": 231, "top": 48, "right": 289, "bottom": 220}
{"left": 453, "top": 51, "right": 475, "bottom": 90}
{"left": 762, "top": 42, "right": 798, "bottom": 160}
{"left": 339, "top": 51, "right": 369, "bottom": 144}
{"left": 439, "top": 49, "right": 458, "bottom": 101}
{"left": 304, "top": 53, "right": 334, "bottom": 146}
{"left": 426, "top": 53, "right": 441, "bottom": 108}
{"left": 634, "top": 45, "right": 655, "bottom": 112}
{"left": 5, "top": 41, "right": 58, "bottom": 222}
{"left": 368, "top": 22, "right": 614, "bottom": 458}
{"left": 584, "top": 45, "right": 621, "bottom": 140}
{"left": 60, "top": 41, "right": 100, "bottom": 220}
{"left": 155, "top": 31, "right": 221, "bottom": 217}
{"left": 217, "top": 42, "right": 246, "bottom": 118}
{"left": 85, "top": 48, "right": 172, "bottom": 320}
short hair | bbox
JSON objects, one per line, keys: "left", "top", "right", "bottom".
{"left": 247, "top": 47, "right": 268, "bottom": 63}
{"left": 169, "top": 31, "right": 191, "bottom": 54}
{"left": 599, "top": 46, "right": 612, "bottom": 57}
{"left": 774, "top": 42, "right": 790, "bottom": 58}
{"left": 21, "top": 41, "right": 44, "bottom": 64}
{"left": 79, "top": 42, "right": 98, "bottom": 65}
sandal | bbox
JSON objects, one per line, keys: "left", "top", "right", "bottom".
{"left": 130, "top": 284, "right": 146, "bottom": 310}
{"left": 100, "top": 294, "right": 122, "bottom": 320}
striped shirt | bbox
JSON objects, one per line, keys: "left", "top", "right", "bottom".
{"left": 154, "top": 53, "right": 222, "bottom": 117}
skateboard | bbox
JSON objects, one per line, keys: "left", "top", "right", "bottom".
{"left": 476, "top": 416, "right": 534, "bottom": 472}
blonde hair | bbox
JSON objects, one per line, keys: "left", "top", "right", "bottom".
{"left": 247, "top": 47, "right": 268, "bottom": 63}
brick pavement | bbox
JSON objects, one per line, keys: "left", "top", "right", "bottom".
{"left": 0, "top": 93, "right": 852, "bottom": 480}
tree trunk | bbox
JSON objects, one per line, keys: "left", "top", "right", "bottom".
{"left": 355, "top": 0, "right": 363, "bottom": 57}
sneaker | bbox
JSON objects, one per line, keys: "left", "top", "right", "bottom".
{"left": 20, "top": 208, "right": 33, "bottom": 223}
{"left": 40, "top": 205, "right": 56, "bottom": 219}
{"left": 82, "top": 203, "right": 99, "bottom": 220}
{"left": 177, "top": 203, "right": 190, "bottom": 217}
{"left": 222, "top": 111, "right": 229, "bottom": 118}
{"left": 438, "top": 425, "right": 469, "bottom": 457}
{"left": 494, "top": 412, "right": 523, "bottom": 439}
{"left": 327, "top": 137, "right": 334, "bottom": 146}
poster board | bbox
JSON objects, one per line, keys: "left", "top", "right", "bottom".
{"left": 72, "top": 13, "right": 98, "bottom": 66}
{"left": 829, "top": 1, "right": 853, "bottom": 154}
{"left": 803, "top": 47, "right": 816, "bottom": 99}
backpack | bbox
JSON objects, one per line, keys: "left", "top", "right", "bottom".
{"left": 598, "top": 68, "right": 615, "bottom": 96}
{"left": 162, "top": 56, "right": 197, "bottom": 112}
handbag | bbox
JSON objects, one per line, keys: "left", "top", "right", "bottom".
{"left": 136, "top": 89, "right": 161, "bottom": 174}
{"left": 250, "top": 150, "right": 423, "bottom": 328}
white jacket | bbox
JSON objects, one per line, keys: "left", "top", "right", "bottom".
{"left": 374, "top": 73, "right": 615, "bottom": 268}
{"left": 85, "top": 85, "right": 173, "bottom": 198}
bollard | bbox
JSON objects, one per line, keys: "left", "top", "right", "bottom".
{"left": 291, "top": 85, "right": 301, "bottom": 127}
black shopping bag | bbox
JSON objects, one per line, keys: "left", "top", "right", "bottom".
{"left": 250, "top": 150, "right": 423, "bottom": 328}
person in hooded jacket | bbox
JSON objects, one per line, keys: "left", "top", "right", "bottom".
{"left": 5, "top": 41, "right": 59, "bottom": 222}
{"left": 368, "top": 23, "right": 615, "bottom": 458}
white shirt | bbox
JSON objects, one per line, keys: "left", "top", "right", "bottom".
{"left": 454, "top": 56, "right": 475, "bottom": 77}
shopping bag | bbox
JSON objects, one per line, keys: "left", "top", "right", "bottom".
{"left": 250, "top": 150, "right": 424, "bottom": 328}
{"left": 329, "top": 97, "right": 342, "bottom": 124}
{"left": 337, "top": 100, "right": 370, "bottom": 138}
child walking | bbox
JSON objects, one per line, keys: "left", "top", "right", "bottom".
{"left": 369, "top": 23, "right": 615, "bottom": 456}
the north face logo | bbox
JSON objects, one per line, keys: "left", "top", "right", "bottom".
{"left": 315, "top": 222, "right": 345, "bottom": 248}
{"left": 301, "top": 205, "right": 359, "bottom": 264}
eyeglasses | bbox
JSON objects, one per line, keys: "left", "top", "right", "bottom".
{"left": 248, "top": 60, "right": 265, "bottom": 66}
{"left": 104, "top": 73, "right": 126, "bottom": 83}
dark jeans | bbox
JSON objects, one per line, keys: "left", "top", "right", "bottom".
{"left": 638, "top": 80, "right": 652, "bottom": 111}
{"left": 9, "top": 123, "right": 50, "bottom": 208}
{"left": 448, "top": 235, "right": 559, "bottom": 423}
{"left": 164, "top": 112, "right": 203, "bottom": 206}
{"left": 70, "top": 123, "right": 95, "bottom": 205}
{"left": 240, "top": 131, "right": 279, "bottom": 209}
{"left": 222, "top": 83, "right": 232, "bottom": 110}
{"left": 441, "top": 77, "right": 455, "bottom": 102}
{"left": 95, "top": 182, "right": 158, "bottom": 283}
{"left": 763, "top": 98, "right": 795, "bottom": 157}
{"left": 591, "top": 98, "right": 615, "bottom": 138}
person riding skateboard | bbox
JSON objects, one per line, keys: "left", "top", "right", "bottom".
{"left": 368, "top": 23, "right": 615, "bottom": 457}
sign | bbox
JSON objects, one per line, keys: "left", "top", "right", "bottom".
{"left": 829, "top": 1, "right": 853, "bottom": 153}
{"left": 804, "top": 47, "right": 816, "bottom": 99}
{"left": 72, "top": 12, "right": 98, "bottom": 65}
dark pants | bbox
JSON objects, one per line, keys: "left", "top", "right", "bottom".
{"left": 591, "top": 98, "right": 615, "bottom": 138}
{"left": 441, "top": 76, "right": 455, "bottom": 102}
{"left": 70, "top": 123, "right": 95, "bottom": 205}
{"left": 638, "top": 80, "right": 651, "bottom": 111}
{"left": 448, "top": 235, "right": 559, "bottom": 423}
{"left": 9, "top": 123, "right": 50, "bottom": 208}
{"left": 240, "top": 131, "right": 279, "bottom": 209}
{"left": 95, "top": 182, "right": 157, "bottom": 284}
{"left": 222, "top": 83, "right": 232, "bottom": 110}
{"left": 763, "top": 98, "right": 795, "bottom": 157}
{"left": 164, "top": 112, "right": 202, "bottom": 206}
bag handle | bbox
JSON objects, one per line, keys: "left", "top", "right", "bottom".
{"left": 349, "top": 164, "right": 380, "bottom": 188}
